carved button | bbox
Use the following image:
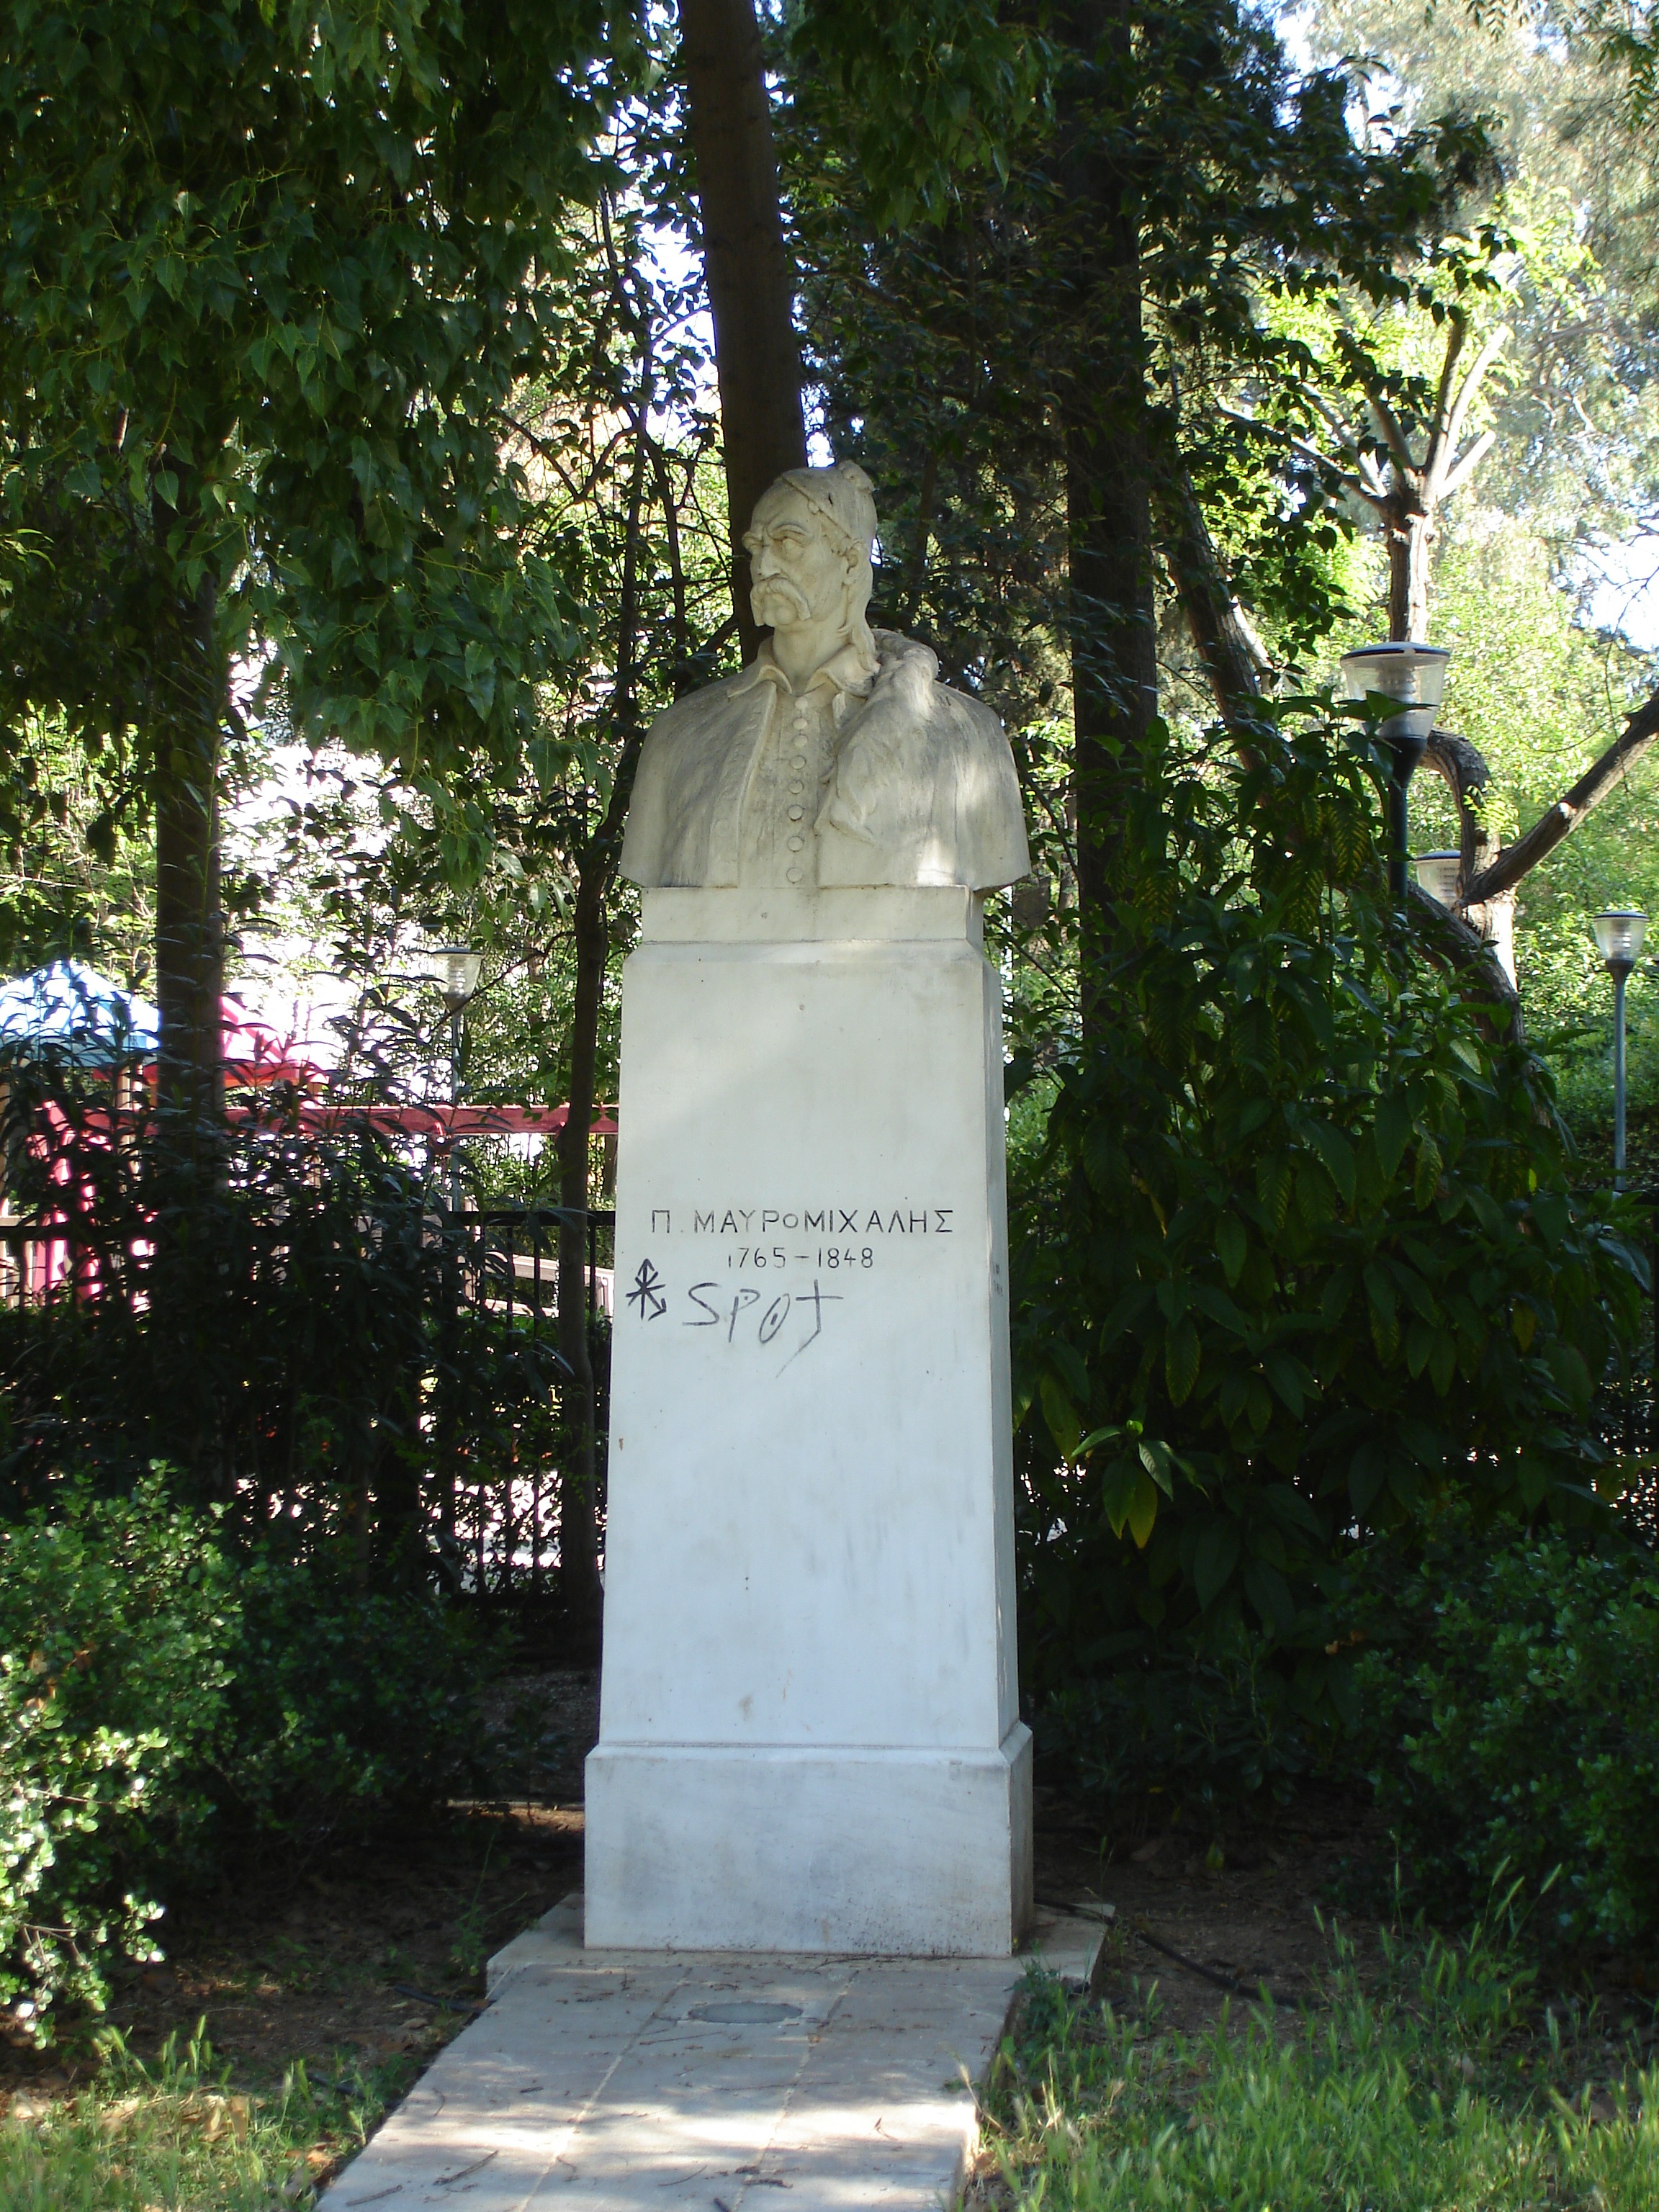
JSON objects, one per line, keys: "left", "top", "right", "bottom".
{"left": 788, "top": 780, "right": 804, "bottom": 796}
{"left": 786, "top": 865, "right": 804, "bottom": 884}
{"left": 788, "top": 806, "right": 805, "bottom": 822}
{"left": 787, "top": 834, "right": 805, "bottom": 850}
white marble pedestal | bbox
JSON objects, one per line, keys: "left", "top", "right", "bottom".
{"left": 585, "top": 887, "right": 1032, "bottom": 1956}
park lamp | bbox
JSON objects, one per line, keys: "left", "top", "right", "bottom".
{"left": 428, "top": 943, "right": 483, "bottom": 1015}
{"left": 1593, "top": 909, "right": 1647, "bottom": 979}
{"left": 1414, "top": 850, "right": 1462, "bottom": 909}
{"left": 1593, "top": 909, "right": 1647, "bottom": 1187}
{"left": 1340, "top": 643, "right": 1452, "bottom": 907}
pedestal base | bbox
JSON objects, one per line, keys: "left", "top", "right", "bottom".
{"left": 588, "top": 889, "right": 1030, "bottom": 1956}
{"left": 586, "top": 1725, "right": 1032, "bottom": 1956}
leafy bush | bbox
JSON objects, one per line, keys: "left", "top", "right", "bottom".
{"left": 221, "top": 1555, "right": 496, "bottom": 1845}
{"left": 1012, "top": 709, "right": 1645, "bottom": 1727}
{"left": 0, "top": 1479, "right": 235, "bottom": 2031}
{"left": 1345, "top": 1516, "right": 1659, "bottom": 1948}
{"left": 0, "top": 1481, "right": 497, "bottom": 2036}
{"left": 1037, "top": 1624, "right": 1313, "bottom": 1835}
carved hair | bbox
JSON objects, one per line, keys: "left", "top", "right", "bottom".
{"left": 756, "top": 462, "right": 878, "bottom": 660}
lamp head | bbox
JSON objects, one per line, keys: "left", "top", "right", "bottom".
{"left": 1414, "top": 851, "right": 1462, "bottom": 909}
{"left": 1339, "top": 642, "right": 1452, "bottom": 781}
{"left": 1593, "top": 909, "right": 1647, "bottom": 976}
{"left": 428, "top": 944, "right": 483, "bottom": 1012}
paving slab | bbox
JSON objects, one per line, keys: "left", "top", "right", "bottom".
{"left": 318, "top": 1895, "right": 1103, "bottom": 2212}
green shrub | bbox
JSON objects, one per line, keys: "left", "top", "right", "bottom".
{"left": 1037, "top": 1624, "right": 1313, "bottom": 1832}
{"left": 0, "top": 1478, "right": 235, "bottom": 2032}
{"left": 221, "top": 1556, "right": 496, "bottom": 1845}
{"left": 1346, "top": 1518, "right": 1659, "bottom": 1947}
{"left": 1012, "top": 709, "right": 1645, "bottom": 1725}
{"left": 0, "top": 1480, "right": 498, "bottom": 2036}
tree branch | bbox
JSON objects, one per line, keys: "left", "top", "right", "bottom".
{"left": 1154, "top": 457, "right": 1273, "bottom": 749}
{"left": 1421, "top": 311, "right": 1467, "bottom": 484}
{"left": 1408, "top": 880, "right": 1523, "bottom": 1039}
{"left": 1467, "top": 684, "right": 1659, "bottom": 902}
{"left": 1434, "top": 325, "right": 1509, "bottom": 494}
{"left": 1217, "top": 407, "right": 1380, "bottom": 507}
{"left": 1438, "top": 426, "right": 1496, "bottom": 503}
{"left": 1360, "top": 372, "right": 1417, "bottom": 473}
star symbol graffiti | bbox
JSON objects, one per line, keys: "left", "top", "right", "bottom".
{"left": 626, "top": 1257, "right": 667, "bottom": 1320}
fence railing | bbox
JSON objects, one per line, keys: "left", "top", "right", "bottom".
{"left": 432, "top": 1205, "right": 616, "bottom": 1603}
{"left": 0, "top": 1197, "right": 617, "bottom": 1606}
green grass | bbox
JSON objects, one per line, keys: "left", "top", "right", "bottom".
{"left": 0, "top": 2023, "right": 397, "bottom": 2211}
{"left": 981, "top": 1926, "right": 1659, "bottom": 2211}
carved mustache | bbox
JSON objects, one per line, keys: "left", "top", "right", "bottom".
{"left": 750, "top": 573, "right": 812, "bottom": 620}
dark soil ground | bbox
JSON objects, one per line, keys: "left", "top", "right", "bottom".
{"left": 5, "top": 1668, "right": 1653, "bottom": 2128}
{"left": 1031, "top": 1773, "right": 1391, "bottom": 2034}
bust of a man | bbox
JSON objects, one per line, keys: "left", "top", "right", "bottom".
{"left": 620, "top": 463, "right": 1030, "bottom": 892}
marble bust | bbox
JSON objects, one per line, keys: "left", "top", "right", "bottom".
{"left": 620, "top": 463, "right": 1030, "bottom": 892}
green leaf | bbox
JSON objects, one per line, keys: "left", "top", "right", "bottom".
{"left": 1040, "top": 1374, "right": 1082, "bottom": 1462}
{"left": 1216, "top": 1210, "right": 1247, "bottom": 1286}
{"left": 1530, "top": 1189, "right": 1570, "bottom": 1251}
{"left": 1264, "top": 1351, "right": 1305, "bottom": 1419}
{"left": 1256, "top": 1156, "right": 1293, "bottom": 1231}
{"left": 1310, "top": 1123, "right": 1357, "bottom": 1208}
{"left": 1138, "top": 1436, "right": 1178, "bottom": 1497}
{"left": 1349, "top": 1442, "right": 1388, "bottom": 1515}
{"left": 1242, "top": 1557, "right": 1295, "bottom": 1633}
{"left": 1372, "top": 1094, "right": 1413, "bottom": 1181}
{"left": 1165, "top": 1318, "right": 1201, "bottom": 1405}
{"left": 1049, "top": 1337, "right": 1092, "bottom": 1405}
{"left": 1320, "top": 1267, "right": 1355, "bottom": 1327}
{"left": 1413, "top": 1136, "right": 1444, "bottom": 1210}
{"left": 1127, "top": 1474, "right": 1159, "bottom": 1549}
{"left": 1193, "top": 1519, "right": 1241, "bottom": 1610}
{"left": 1295, "top": 1165, "right": 1336, "bottom": 1229}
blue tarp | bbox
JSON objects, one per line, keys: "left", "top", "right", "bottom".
{"left": 0, "top": 959, "right": 161, "bottom": 1066}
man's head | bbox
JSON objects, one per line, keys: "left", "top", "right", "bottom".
{"left": 745, "top": 462, "right": 878, "bottom": 652}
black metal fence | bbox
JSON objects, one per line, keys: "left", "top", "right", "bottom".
{"left": 0, "top": 1189, "right": 616, "bottom": 1606}
{"left": 439, "top": 1205, "right": 614, "bottom": 1601}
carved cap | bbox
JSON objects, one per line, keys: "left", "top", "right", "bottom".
{"left": 765, "top": 462, "right": 878, "bottom": 564}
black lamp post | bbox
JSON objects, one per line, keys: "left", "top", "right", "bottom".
{"left": 1340, "top": 643, "right": 1452, "bottom": 905}
{"left": 1592, "top": 909, "right": 1647, "bottom": 1187}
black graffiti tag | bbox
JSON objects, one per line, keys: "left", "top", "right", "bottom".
{"left": 626, "top": 1257, "right": 668, "bottom": 1320}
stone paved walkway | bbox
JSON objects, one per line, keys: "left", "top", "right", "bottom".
{"left": 318, "top": 1895, "right": 1102, "bottom": 2211}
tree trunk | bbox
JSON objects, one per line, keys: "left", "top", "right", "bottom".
{"left": 153, "top": 567, "right": 225, "bottom": 1128}
{"left": 678, "top": 0, "right": 808, "bottom": 661}
{"left": 1057, "top": 0, "right": 1159, "bottom": 1022}
{"left": 1385, "top": 480, "right": 1434, "bottom": 643}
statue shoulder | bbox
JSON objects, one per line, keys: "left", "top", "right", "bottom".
{"left": 870, "top": 629, "right": 1004, "bottom": 738}
{"left": 644, "top": 667, "right": 754, "bottom": 742}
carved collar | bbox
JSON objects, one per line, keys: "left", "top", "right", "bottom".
{"left": 732, "top": 635, "right": 879, "bottom": 701}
